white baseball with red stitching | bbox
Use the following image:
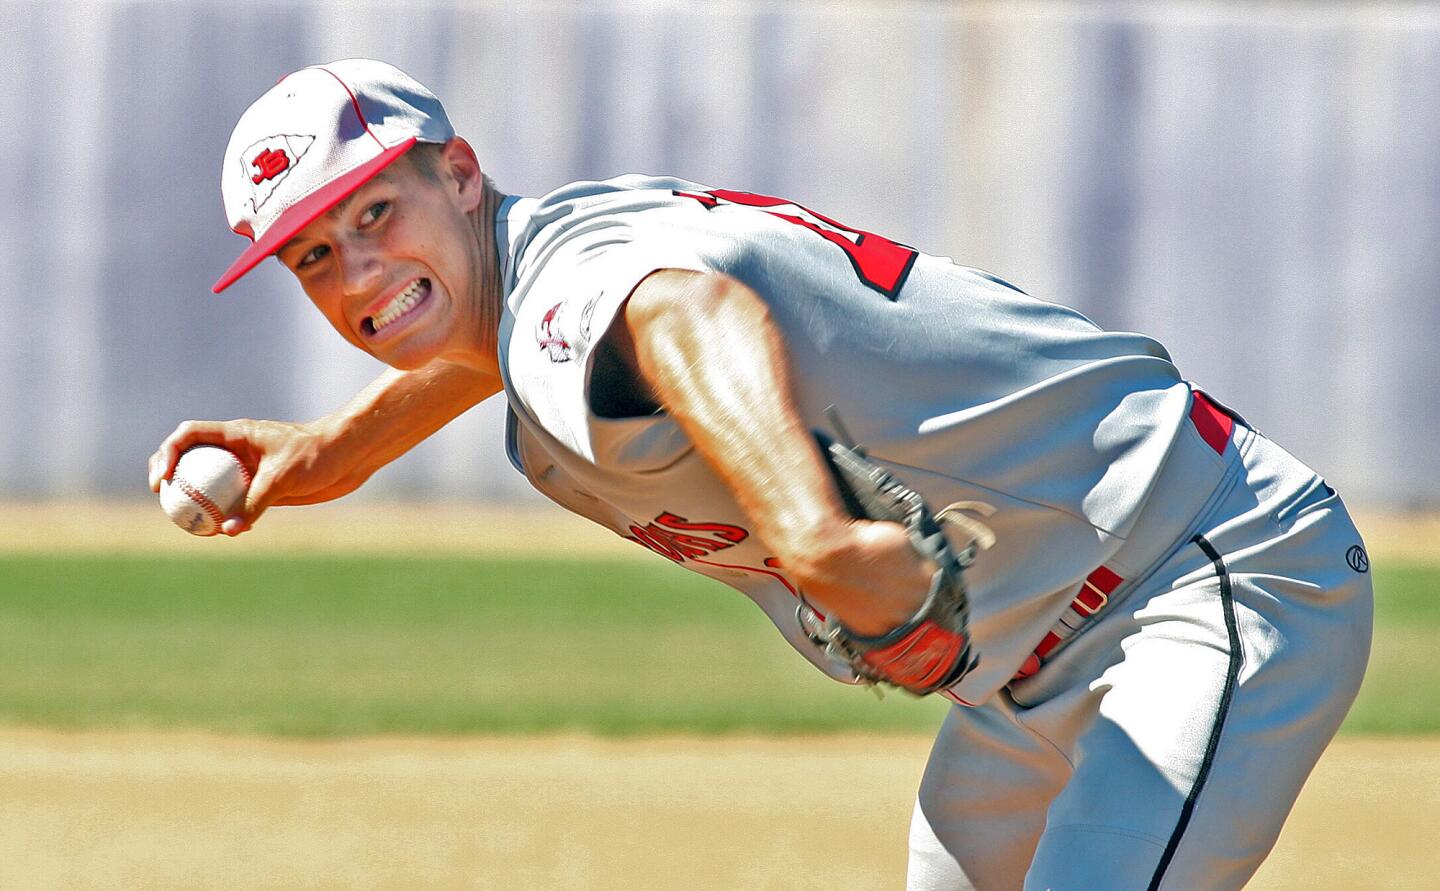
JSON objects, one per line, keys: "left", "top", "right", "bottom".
{"left": 159, "top": 446, "right": 252, "bottom": 536}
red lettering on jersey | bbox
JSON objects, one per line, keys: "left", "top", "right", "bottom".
{"left": 644, "top": 523, "right": 725, "bottom": 559}
{"left": 674, "top": 188, "right": 918, "bottom": 299}
{"left": 250, "top": 148, "right": 291, "bottom": 184}
{"left": 626, "top": 524, "right": 686, "bottom": 563}
{"left": 624, "top": 511, "right": 796, "bottom": 593}
{"left": 654, "top": 512, "right": 749, "bottom": 544}
{"left": 624, "top": 511, "right": 750, "bottom": 562}
{"left": 665, "top": 531, "right": 730, "bottom": 555}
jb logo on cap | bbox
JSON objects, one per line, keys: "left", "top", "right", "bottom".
{"left": 239, "top": 134, "right": 315, "bottom": 214}
{"left": 250, "top": 148, "right": 291, "bottom": 184}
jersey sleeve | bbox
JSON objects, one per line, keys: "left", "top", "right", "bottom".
{"left": 577, "top": 222, "right": 716, "bottom": 362}
{"left": 501, "top": 211, "right": 718, "bottom": 464}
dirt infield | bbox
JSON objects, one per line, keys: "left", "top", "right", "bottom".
{"left": 2, "top": 500, "right": 1434, "bottom": 563}
{"left": 0, "top": 729, "right": 1434, "bottom": 888}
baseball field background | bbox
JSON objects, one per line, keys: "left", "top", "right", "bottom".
{"left": 0, "top": 503, "right": 1436, "bottom": 888}
{"left": 6, "top": 0, "right": 1440, "bottom": 887}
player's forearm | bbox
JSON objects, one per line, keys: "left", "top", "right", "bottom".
{"left": 318, "top": 360, "right": 501, "bottom": 480}
{"left": 625, "top": 271, "right": 852, "bottom": 574}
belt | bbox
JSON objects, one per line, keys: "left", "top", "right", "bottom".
{"left": 1007, "top": 390, "right": 1238, "bottom": 683}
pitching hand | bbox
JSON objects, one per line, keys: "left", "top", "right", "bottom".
{"left": 148, "top": 417, "right": 361, "bottom": 536}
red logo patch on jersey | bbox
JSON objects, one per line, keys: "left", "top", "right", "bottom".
{"left": 537, "top": 302, "right": 575, "bottom": 363}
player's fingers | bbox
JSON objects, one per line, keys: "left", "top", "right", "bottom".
{"left": 148, "top": 426, "right": 192, "bottom": 490}
{"left": 226, "top": 460, "right": 284, "bottom": 535}
{"left": 151, "top": 419, "right": 277, "bottom": 493}
{"left": 150, "top": 420, "right": 232, "bottom": 490}
{"left": 147, "top": 449, "right": 167, "bottom": 492}
{"left": 148, "top": 433, "right": 196, "bottom": 491}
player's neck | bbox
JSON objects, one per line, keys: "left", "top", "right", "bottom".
{"left": 449, "top": 180, "right": 508, "bottom": 376}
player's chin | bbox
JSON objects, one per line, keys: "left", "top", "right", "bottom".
{"left": 382, "top": 325, "right": 456, "bottom": 370}
{"left": 370, "top": 336, "right": 443, "bottom": 371}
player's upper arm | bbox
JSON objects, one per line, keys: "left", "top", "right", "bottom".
{"left": 622, "top": 268, "right": 736, "bottom": 328}
{"left": 624, "top": 268, "right": 777, "bottom": 370}
{"left": 590, "top": 269, "right": 769, "bottom": 419}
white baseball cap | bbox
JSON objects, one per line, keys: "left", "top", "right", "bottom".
{"left": 213, "top": 58, "right": 454, "bottom": 293}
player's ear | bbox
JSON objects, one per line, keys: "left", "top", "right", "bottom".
{"left": 438, "top": 137, "right": 485, "bottom": 213}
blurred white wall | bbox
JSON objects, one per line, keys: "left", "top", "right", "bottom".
{"left": 1, "top": 0, "right": 1434, "bottom": 508}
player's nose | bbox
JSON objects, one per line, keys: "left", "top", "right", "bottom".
{"left": 337, "top": 243, "right": 383, "bottom": 297}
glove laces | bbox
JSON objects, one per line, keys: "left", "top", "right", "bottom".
{"left": 934, "top": 500, "right": 997, "bottom": 561}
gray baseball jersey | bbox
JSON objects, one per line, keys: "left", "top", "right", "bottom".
{"left": 492, "top": 175, "right": 1372, "bottom": 887}
{"left": 494, "top": 175, "right": 1198, "bottom": 707}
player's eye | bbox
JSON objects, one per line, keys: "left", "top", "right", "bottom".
{"left": 296, "top": 244, "right": 330, "bottom": 269}
{"left": 359, "top": 200, "right": 390, "bottom": 227}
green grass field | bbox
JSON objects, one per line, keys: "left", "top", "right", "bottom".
{"left": 0, "top": 554, "right": 1431, "bottom": 736}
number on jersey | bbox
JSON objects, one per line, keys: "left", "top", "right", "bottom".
{"left": 674, "top": 188, "right": 918, "bottom": 300}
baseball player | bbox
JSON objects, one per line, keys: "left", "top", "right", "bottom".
{"left": 150, "top": 59, "right": 1373, "bottom": 889}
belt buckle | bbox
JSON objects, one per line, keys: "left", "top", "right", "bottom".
{"left": 1075, "top": 578, "right": 1109, "bottom": 617}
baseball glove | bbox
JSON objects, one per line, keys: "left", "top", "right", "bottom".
{"left": 797, "top": 429, "right": 987, "bottom": 696}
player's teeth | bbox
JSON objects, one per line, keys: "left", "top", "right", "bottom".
{"left": 371, "top": 280, "right": 426, "bottom": 332}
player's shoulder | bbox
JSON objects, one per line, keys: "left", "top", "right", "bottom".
{"left": 532, "top": 173, "right": 712, "bottom": 213}
{"left": 506, "top": 174, "right": 723, "bottom": 283}
{"left": 507, "top": 174, "right": 712, "bottom": 263}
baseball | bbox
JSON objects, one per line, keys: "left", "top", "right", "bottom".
{"left": 159, "top": 445, "right": 252, "bottom": 536}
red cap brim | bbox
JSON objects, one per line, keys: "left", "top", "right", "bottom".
{"left": 212, "top": 137, "right": 418, "bottom": 293}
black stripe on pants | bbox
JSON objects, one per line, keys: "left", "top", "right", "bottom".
{"left": 1146, "top": 534, "right": 1243, "bottom": 890}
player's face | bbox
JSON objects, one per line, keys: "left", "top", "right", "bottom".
{"left": 276, "top": 143, "right": 489, "bottom": 371}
